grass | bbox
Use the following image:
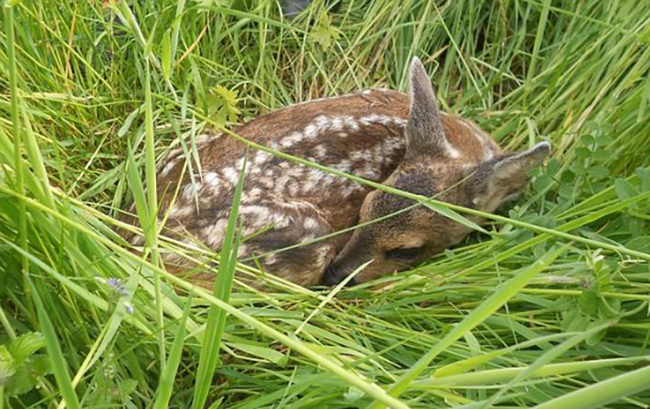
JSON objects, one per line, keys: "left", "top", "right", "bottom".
{"left": 1, "top": 0, "right": 650, "bottom": 407}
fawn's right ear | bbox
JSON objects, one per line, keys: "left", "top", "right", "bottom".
{"left": 471, "top": 142, "right": 551, "bottom": 209}
{"left": 406, "top": 57, "right": 455, "bottom": 159}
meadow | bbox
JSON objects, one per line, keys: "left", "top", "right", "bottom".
{"left": 1, "top": 0, "right": 650, "bottom": 407}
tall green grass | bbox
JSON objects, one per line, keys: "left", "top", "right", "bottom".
{"left": 1, "top": 0, "right": 650, "bottom": 407}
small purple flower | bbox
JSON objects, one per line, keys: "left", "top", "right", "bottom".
{"left": 124, "top": 302, "right": 134, "bottom": 314}
{"left": 106, "top": 278, "right": 127, "bottom": 296}
{"left": 96, "top": 277, "right": 128, "bottom": 296}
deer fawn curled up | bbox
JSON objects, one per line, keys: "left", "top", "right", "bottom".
{"left": 124, "top": 57, "right": 550, "bottom": 288}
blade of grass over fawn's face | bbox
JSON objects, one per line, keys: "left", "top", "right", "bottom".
{"left": 191, "top": 156, "right": 246, "bottom": 409}
{"left": 369, "top": 244, "right": 569, "bottom": 409}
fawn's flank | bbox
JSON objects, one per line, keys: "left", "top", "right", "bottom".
{"left": 122, "top": 57, "right": 550, "bottom": 288}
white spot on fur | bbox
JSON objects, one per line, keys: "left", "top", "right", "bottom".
{"left": 195, "top": 133, "right": 213, "bottom": 145}
{"left": 265, "top": 253, "right": 278, "bottom": 265}
{"left": 202, "top": 218, "right": 228, "bottom": 248}
{"left": 288, "top": 181, "right": 300, "bottom": 196}
{"left": 160, "top": 159, "right": 178, "bottom": 178}
{"left": 443, "top": 140, "right": 461, "bottom": 159}
{"left": 236, "top": 244, "right": 249, "bottom": 257}
{"left": 359, "top": 114, "right": 380, "bottom": 126}
{"left": 304, "top": 217, "right": 320, "bottom": 230}
{"left": 314, "top": 144, "right": 328, "bottom": 158}
{"left": 182, "top": 182, "right": 202, "bottom": 200}
{"left": 203, "top": 171, "right": 221, "bottom": 189}
{"left": 358, "top": 164, "right": 379, "bottom": 179}
{"left": 254, "top": 151, "right": 271, "bottom": 165}
{"left": 315, "top": 115, "right": 329, "bottom": 128}
{"left": 240, "top": 205, "right": 291, "bottom": 230}
{"left": 482, "top": 142, "right": 494, "bottom": 160}
{"left": 331, "top": 117, "right": 344, "bottom": 131}
{"left": 281, "top": 132, "right": 304, "bottom": 148}
{"left": 330, "top": 160, "right": 351, "bottom": 173}
{"left": 340, "top": 183, "right": 362, "bottom": 198}
{"left": 222, "top": 167, "right": 240, "bottom": 185}
{"left": 239, "top": 205, "right": 270, "bottom": 220}
{"left": 350, "top": 149, "right": 373, "bottom": 162}
{"left": 258, "top": 176, "right": 274, "bottom": 189}
{"left": 315, "top": 245, "right": 333, "bottom": 269}
{"left": 393, "top": 117, "right": 407, "bottom": 126}
{"left": 301, "top": 179, "right": 316, "bottom": 194}
{"left": 343, "top": 116, "right": 360, "bottom": 131}
{"left": 170, "top": 204, "right": 194, "bottom": 218}
{"left": 303, "top": 124, "right": 319, "bottom": 139}
{"left": 299, "top": 233, "right": 317, "bottom": 244}
{"left": 274, "top": 176, "right": 291, "bottom": 194}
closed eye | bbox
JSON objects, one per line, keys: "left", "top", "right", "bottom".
{"left": 384, "top": 246, "right": 425, "bottom": 260}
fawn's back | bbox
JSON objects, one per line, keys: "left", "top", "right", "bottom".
{"left": 125, "top": 58, "right": 549, "bottom": 288}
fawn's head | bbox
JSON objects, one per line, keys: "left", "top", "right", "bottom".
{"left": 322, "top": 57, "right": 550, "bottom": 286}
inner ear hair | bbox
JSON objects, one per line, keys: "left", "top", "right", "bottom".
{"left": 492, "top": 142, "right": 551, "bottom": 181}
{"left": 406, "top": 57, "right": 453, "bottom": 158}
{"left": 472, "top": 142, "right": 551, "bottom": 204}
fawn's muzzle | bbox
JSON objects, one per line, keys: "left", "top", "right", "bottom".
{"left": 321, "top": 264, "right": 358, "bottom": 287}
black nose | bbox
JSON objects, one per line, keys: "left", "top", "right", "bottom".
{"left": 321, "top": 265, "right": 357, "bottom": 287}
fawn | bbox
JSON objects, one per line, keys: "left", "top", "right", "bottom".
{"left": 124, "top": 57, "right": 550, "bottom": 288}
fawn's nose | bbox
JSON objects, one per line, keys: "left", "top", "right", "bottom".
{"left": 321, "top": 264, "right": 357, "bottom": 287}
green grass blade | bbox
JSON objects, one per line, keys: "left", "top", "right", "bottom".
{"left": 534, "top": 364, "right": 650, "bottom": 409}
{"left": 26, "top": 277, "right": 81, "bottom": 409}
{"left": 413, "top": 356, "right": 650, "bottom": 389}
{"left": 4, "top": 0, "right": 28, "bottom": 289}
{"left": 154, "top": 292, "right": 193, "bottom": 409}
{"left": 142, "top": 44, "right": 166, "bottom": 371}
{"left": 191, "top": 156, "right": 247, "bottom": 409}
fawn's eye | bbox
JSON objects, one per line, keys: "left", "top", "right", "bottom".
{"left": 384, "top": 246, "right": 425, "bottom": 260}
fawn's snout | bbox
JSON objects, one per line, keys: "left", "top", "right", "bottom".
{"left": 321, "top": 58, "right": 550, "bottom": 286}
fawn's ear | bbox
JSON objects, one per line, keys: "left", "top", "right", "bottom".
{"left": 407, "top": 57, "right": 452, "bottom": 158}
{"left": 472, "top": 142, "right": 551, "bottom": 208}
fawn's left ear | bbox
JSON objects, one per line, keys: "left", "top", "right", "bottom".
{"left": 406, "top": 57, "right": 456, "bottom": 159}
{"left": 472, "top": 142, "right": 551, "bottom": 207}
